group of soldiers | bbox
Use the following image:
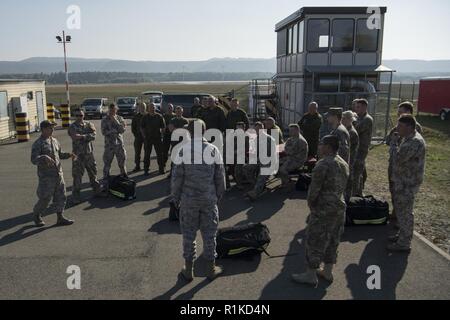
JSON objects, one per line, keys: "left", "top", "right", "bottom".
{"left": 29, "top": 95, "right": 426, "bottom": 286}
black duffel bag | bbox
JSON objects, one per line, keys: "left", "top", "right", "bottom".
{"left": 109, "top": 175, "right": 137, "bottom": 200}
{"left": 216, "top": 223, "right": 271, "bottom": 259}
{"left": 346, "top": 195, "right": 389, "bottom": 226}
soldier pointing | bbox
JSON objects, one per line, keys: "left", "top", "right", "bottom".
{"left": 31, "top": 121, "right": 76, "bottom": 227}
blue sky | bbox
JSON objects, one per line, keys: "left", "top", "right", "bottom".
{"left": 0, "top": 0, "right": 449, "bottom": 61}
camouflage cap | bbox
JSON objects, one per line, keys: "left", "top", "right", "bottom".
{"left": 40, "top": 120, "right": 57, "bottom": 130}
{"left": 327, "top": 107, "right": 343, "bottom": 117}
{"left": 320, "top": 135, "right": 340, "bottom": 152}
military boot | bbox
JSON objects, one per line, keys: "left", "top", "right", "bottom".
{"left": 246, "top": 190, "right": 258, "bottom": 201}
{"left": 33, "top": 214, "right": 45, "bottom": 228}
{"left": 180, "top": 260, "right": 194, "bottom": 282}
{"left": 132, "top": 166, "right": 141, "bottom": 173}
{"left": 206, "top": 260, "right": 224, "bottom": 281}
{"left": 291, "top": 268, "right": 319, "bottom": 287}
{"left": 71, "top": 193, "right": 82, "bottom": 205}
{"left": 317, "top": 264, "right": 334, "bottom": 283}
{"left": 56, "top": 213, "right": 74, "bottom": 226}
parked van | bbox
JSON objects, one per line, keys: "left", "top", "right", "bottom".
{"left": 81, "top": 98, "right": 108, "bottom": 119}
{"left": 141, "top": 91, "right": 163, "bottom": 111}
{"left": 116, "top": 97, "right": 137, "bottom": 117}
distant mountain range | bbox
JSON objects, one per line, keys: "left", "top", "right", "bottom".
{"left": 1, "top": 57, "right": 450, "bottom": 83}
{"left": 0, "top": 57, "right": 277, "bottom": 74}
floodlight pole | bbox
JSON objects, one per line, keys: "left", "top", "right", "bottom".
{"left": 57, "top": 31, "right": 71, "bottom": 108}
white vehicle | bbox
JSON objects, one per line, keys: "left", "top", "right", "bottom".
{"left": 81, "top": 98, "right": 109, "bottom": 119}
{"left": 141, "top": 91, "right": 163, "bottom": 111}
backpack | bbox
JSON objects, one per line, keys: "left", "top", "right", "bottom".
{"left": 296, "top": 173, "right": 312, "bottom": 191}
{"left": 346, "top": 195, "right": 390, "bottom": 226}
{"left": 109, "top": 176, "right": 136, "bottom": 200}
{"left": 216, "top": 223, "right": 271, "bottom": 259}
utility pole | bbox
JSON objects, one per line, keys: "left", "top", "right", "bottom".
{"left": 56, "top": 31, "right": 71, "bottom": 108}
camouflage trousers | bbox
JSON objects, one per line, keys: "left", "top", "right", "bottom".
{"left": 345, "top": 166, "right": 355, "bottom": 200}
{"left": 162, "top": 133, "right": 172, "bottom": 167}
{"left": 103, "top": 143, "right": 127, "bottom": 178}
{"left": 72, "top": 153, "right": 101, "bottom": 199}
{"left": 305, "top": 209, "right": 345, "bottom": 269}
{"left": 144, "top": 138, "right": 164, "bottom": 171}
{"left": 235, "top": 164, "right": 259, "bottom": 186}
{"left": 391, "top": 186, "right": 417, "bottom": 247}
{"left": 33, "top": 174, "right": 66, "bottom": 217}
{"left": 179, "top": 203, "right": 219, "bottom": 262}
{"left": 252, "top": 164, "right": 274, "bottom": 195}
{"left": 278, "top": 158, "right": 302, "bottom": 185}
{"left": 134, "top": 137, "right": 144, "bottom": 168}
{"left": 351, "top": 157, "right": 367, "bottom": 196}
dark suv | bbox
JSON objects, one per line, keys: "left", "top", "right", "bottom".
{"left": 116, "top": 97, "right": 137, "bottom": 117}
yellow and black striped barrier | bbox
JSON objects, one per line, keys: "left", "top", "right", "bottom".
{"left": 60, "top": 104, "right": 71, "bottom": 128}
{"left": 15, "top": 112, "right": 30, "bottom": 143}
{"left": 47, "top": 103, "right": 55, "bottom": 122}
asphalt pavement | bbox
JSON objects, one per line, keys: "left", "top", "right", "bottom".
{"left": 0, "top": 119, "right": 449, "bottom": 300}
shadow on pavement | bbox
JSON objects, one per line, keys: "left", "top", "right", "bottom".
{"left": 342, "top": 224, "right": 409, "bottom": 300}
{"left": 148, "top": 218, "right": 181, "bottom": 235}
{"left": 154, "top": 255, "right": 262, "bottom": 300}
{"left": 260, "top": 229, "right": 330, "bottom": 299}
{"left": 0, "top": 204, "right": 61, "bottom": 234}
{"left": 0, "top": 224, "right": 58, "bottom": 247}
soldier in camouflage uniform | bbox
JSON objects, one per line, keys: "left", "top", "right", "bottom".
{"left": 246, "top": 122, "right": 277, "bottom": 200}
{"left": 386, "top": 101, "right": 423, "bottom": 146}
{"left": 226, "top": 99, "right": 250, "bottom": 130}
{"left": 162, "top": 104, "right": 176, "bottom": 168}
{"left": 141, "top": 103, "right": 166, "bottom": 175}
{"left": 200, "top": 97, "right": 227, "bottom": 132}
{"left": 387, "top": 115, "right": 426, "bottom": 252}
{"left": 31, "top": 121, "right": 76, "bottom": 227}
{"left": 264, "top": 117, "right": 284, "bottom": 144}
{"left": 386, "top": 101, "right": 423, "bottom": 221}
{"left": 171, "top": 120, "right": 226, "bottom": 281}
{"left": 327, "top": 108, "right": 350, "bottom": 164}
{"left": 292, "top": 135, "right": 349, "bottom": 286}
{"left": 342, "top": 111, "right": 359, "bottom": 199}
{"left": 353, "top": 99, "right": 373, "bottom": 196}
{"left": 69, "top": 109, "right": 103, "bottom": 204}
{"left": 101, "top": 104, "right": 128, "bottom": 179}
{"left": 191, "top": 97, "right": 203, "bottom": 119}
{"left": 131, "top": 103, "right": 146, "bottom": 172}
{"left": 278, "top": 124, "right": 309, "bottom": 188}
{"left": 298, "top": 102, "right": 322, "bottom": 158}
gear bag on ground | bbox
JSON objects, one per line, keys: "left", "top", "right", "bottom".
{"left": 216, "top": 223, "right": 271, "bottom": 258}
{"left": 346, "top": 195, "right": 390, "bottom": 226}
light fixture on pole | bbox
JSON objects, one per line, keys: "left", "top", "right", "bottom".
{"left": 56, "top": 31, "right": 72, "bottom": 108}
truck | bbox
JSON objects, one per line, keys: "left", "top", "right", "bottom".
{"left": 418, "top": 77, "right": 450, "bottom": 120}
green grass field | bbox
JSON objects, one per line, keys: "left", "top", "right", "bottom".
{"left": 47, "top": 82, "right": 449, "bottom": 252}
